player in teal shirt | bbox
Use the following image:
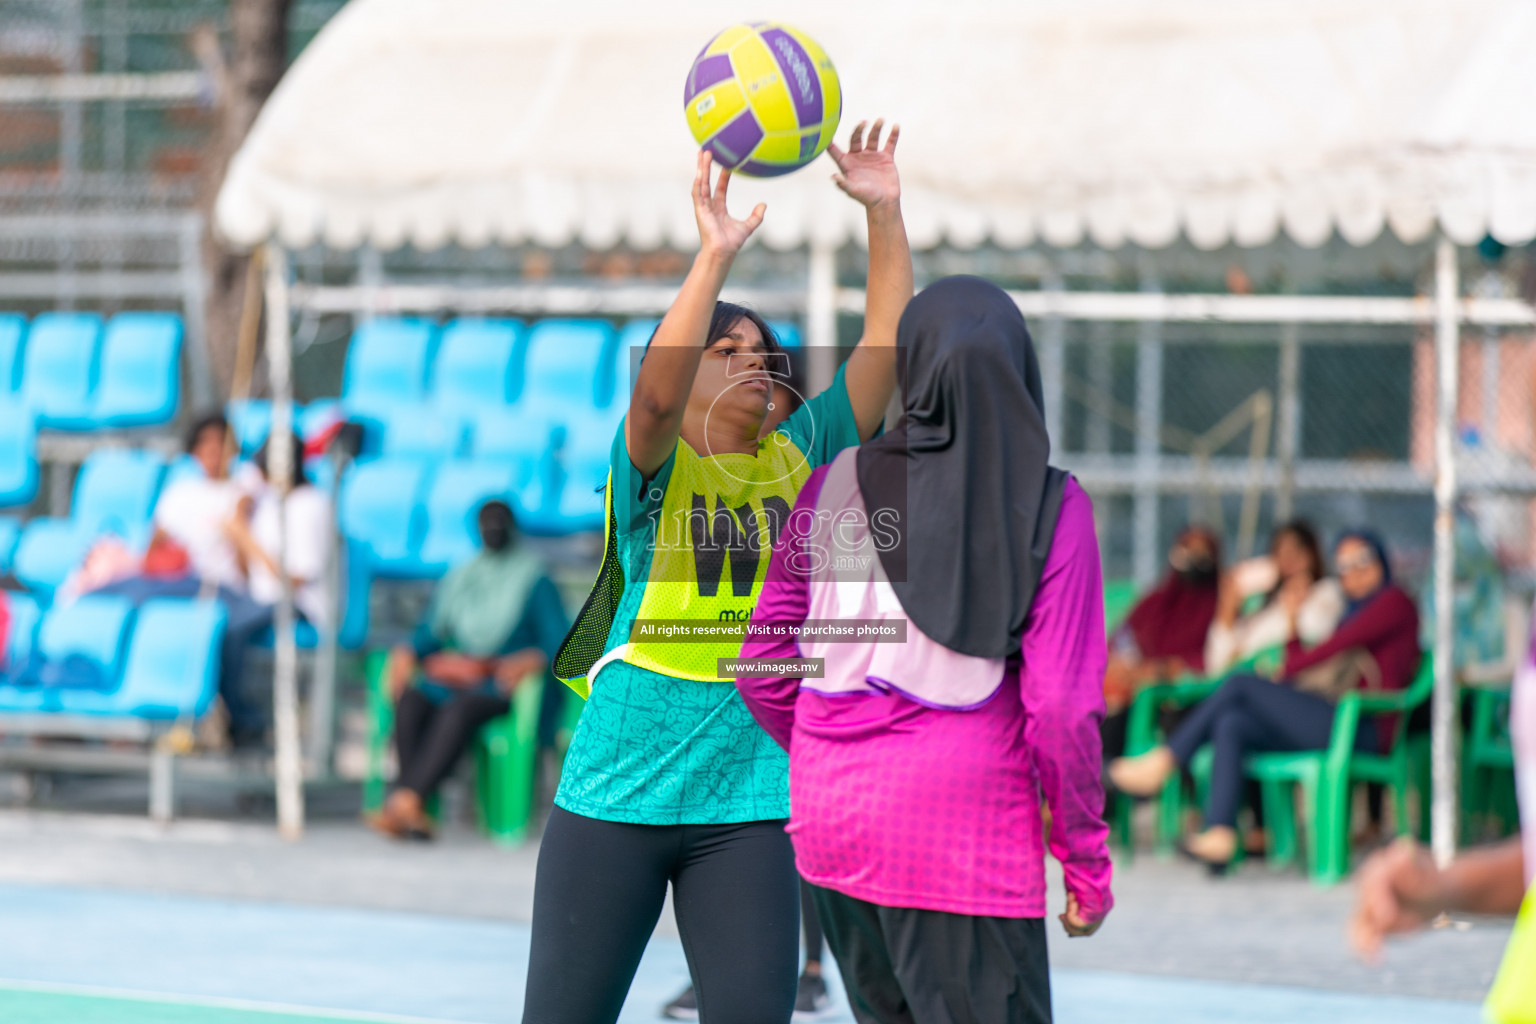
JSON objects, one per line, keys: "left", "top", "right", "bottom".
{"left": 524, "top": 123, "right": 911, "bottom": 1024}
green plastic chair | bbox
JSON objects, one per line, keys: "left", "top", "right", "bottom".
{"left": 1103, "top": 578, "right": 1140, "bottom": 635}
{"left": 1117, "top": 647, "right": 1284, "bottom": 856}
{"left": 363, "top": 648, "right": 547, "bottom": 844}
{"left": 1189, "top": 653, "right": 1435, "bottom": 885}
{"left": 1462, "top": 683, "right": 1518, "bottom": 841}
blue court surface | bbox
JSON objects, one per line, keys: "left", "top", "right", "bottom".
{"left": 0, "top": 883, "right": 1481, "bottom": 1024}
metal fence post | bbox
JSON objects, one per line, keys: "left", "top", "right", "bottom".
{"left": 264, "top": 243, "right": 305, "bottom": 841}
{"left": 1431, "top": 235, "right": 1461, "bottom": 868}
{"left": 1133, "top": 276, "right": 1163, "bottom": 585}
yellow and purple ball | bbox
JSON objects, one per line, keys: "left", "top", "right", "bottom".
{"left": 683, "top": 22, "right": 842, "bottom": 178}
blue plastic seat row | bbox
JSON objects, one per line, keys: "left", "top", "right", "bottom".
{"left": 10, "top": 448, "right": 168, "bottom": 591}
{"left": 343, "top": 315, "right": 799, "bottom": 417}
{"left": 0, "top": 594, "right": 226, "bottom": 720}
{"left": 340, "top": 455, "right": 605, "bottom": 578}
{"left": 0, "top": 311, "right": 182, "bottom": 430}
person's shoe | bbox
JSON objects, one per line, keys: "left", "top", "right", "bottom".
{"left": 1107, "top": 747, "right": 1176, "bottom": 797}
{"left": 792, "top": 970, "right": 832, "bottom": 1020}
{"left": 1178, "top": 825, "right": 1238, "bottom": 876}
{"left": 660, "top": 984, "right": 699, "bottom": 1020}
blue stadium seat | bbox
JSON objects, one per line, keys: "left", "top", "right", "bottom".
{"left": 29, "top": 595, "right": 136, "bottom": 712}
{"left": 22, "top": 312, "right": 102, "bottom": 429}
{"left": 379, "top": 405, "right": 466, "bottom": 461}
{"left": 11, "top": 520, "right": 90, "bottom": 593}
{"left": 12, "top": 450, "right": 166, "bottom": 592}
{"left": 610, "top": 320, "right": 654, "bottom": 409}
{"left": 61, "top": 598, "right": 226, "bottom": 718}
{"left": 6, "top": 592, "right": 41, "bottom": 665}
{"left": 342, "top": 318, "right": 438, "bottom": 414}
{"left": 92, "top": 312, "right": 182, "bottom": 427}
{"left": 72, "top": 449, "right": 167, "bottom": 537}
{"left": 517, "top": 319, "right": 615, "bottom": 408}
{"left": 470, "top": 407, "right": 557, "bottom": 490}
{"left": 768, "top": 320, "right": 802, "bottom": 348}
{"left": 333, "top": 538, "right": 371, "bottom": 649}
{"left": 338, "top": 458, "right": 429, "bottom": 575}
{"left": 228, "top": 399, "right": 273, "bottom": 455}
{"left": 0, "top": 593, "right": 44, "bottom": 712}
{"left": 432, "top": 318, "right": 522, "bottom": 411}
{"left": 550, "top": 453, "right": 608, "bottom": 533}
{"left": 416, "top": 461, "right": 519, "bottom": 574}
{"left": 0, "top": 403, "right": 39, "bottom": 508}
{"left": 0, "top": 515, "right": 22, "bottom": 569}
{"left": 0, "top": 314, "right": 26, "bottom": 393}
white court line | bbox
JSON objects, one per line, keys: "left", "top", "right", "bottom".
{"left": 0, "top": 977, "right": 489, "bottom": 1024}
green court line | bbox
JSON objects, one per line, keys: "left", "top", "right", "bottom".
{"left": 0, "top": 979, "right": 483, "bottom": 1024}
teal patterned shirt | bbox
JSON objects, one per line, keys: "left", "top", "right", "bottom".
{"left": 555, "top": 367, "right": 860, "bottom": 825}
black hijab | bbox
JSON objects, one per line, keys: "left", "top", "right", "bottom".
{"left": 856, "top": 276, "right": 1068, "bottom": 659}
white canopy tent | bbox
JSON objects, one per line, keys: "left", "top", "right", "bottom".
{"left": 219, "top": 0, "right": 1536, "bottom": 855}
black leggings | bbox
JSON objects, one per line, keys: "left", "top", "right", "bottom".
{"left": 1168, "top": 674, "right": 1375, "bottom": 828}
{"left": 523, "top": 806, "right": 799, "bottom": 1024}
{"left": 393, "top": 687, "right": 510, "bottom": 798}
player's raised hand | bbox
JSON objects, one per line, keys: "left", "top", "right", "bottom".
{"left": 829, "top": 119, "right": 901, "bottom": 210}
{"left": 693, "top": 150, "right": 766, "bottom": 258}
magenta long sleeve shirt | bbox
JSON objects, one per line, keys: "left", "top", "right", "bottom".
{"left": 736, "top": 468, "right": 1114, "bottom": 922}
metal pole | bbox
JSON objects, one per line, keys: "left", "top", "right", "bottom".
{"left": 806, "top": 242, "right": 838, "bottom": 396}
{"left": 264, "top": 242, "right": 305, "bottom": 841}
{"left": 1040, "top": 269, "right": 1066, "bottom": 448}
{"left": 1431, "top": 234, "right": 1460, "bottom": 867}
{"left": 1133, "top": 276, "right": 1163, "bottom": 585}
{"left": 1276, "top": 323, "right": 1300, "bottom": 521}
{"left": 179, "top": 214, "right": 215, "bottom": 410}
{"left": 304, "top": 446, "right": 346, "bottom": 777}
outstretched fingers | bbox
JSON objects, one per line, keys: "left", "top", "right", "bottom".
{"left": 713, "top": 165, "right": 733, "bottom": 210}
{"left": 848, "top": 119, "right": 868, "bottom": 153}
{"left": 694, "top": 150, "right": 713, "bottom": 205}
{"left": 866, "top": 119, "right": 885, "bottom": 151}
{"left": 743, "top": 202, "right": 767, "bottom": 234}
{"left": 883, "top": 123, "right": 900, "bottom": 154}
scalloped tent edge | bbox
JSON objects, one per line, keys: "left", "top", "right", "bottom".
{"left": 217, "top": 0, "right": 1536, "bottom": 254}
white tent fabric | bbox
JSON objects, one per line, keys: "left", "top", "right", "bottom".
{"left": 217, "top": 0, "right": 1536, "bottom": 253}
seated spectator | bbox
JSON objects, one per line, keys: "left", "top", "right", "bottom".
{"left": 223, "top": 434, "right": 334, "bottom": 630}
{"left": 1108, "top": 529, "right": 1421, "bottom": 872}
{"left": 1205, "top": 520, "right": 1343, "bottom": 677}
{"left": 1100, "top": 526, "right": 1222, "bottom": 758}
{"left": 93, "top": 411, "right": 272, "bottom": 747}
{"left": 369, "top": 500, "right": 568, "bottom": 841}
{"left": 151, "top": 411, "right": 252, "bottom": 591}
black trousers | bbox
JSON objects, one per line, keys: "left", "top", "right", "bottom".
{"left": 810, "top": 884, "right": 1051, "bottom": 1024}
{"left": 393, "top": 687, "right": 510, "bottom": 798}
{"left": 523, "top": 806, "right": 799, "bottom": 1024}
{"left": 802, "top": 878, "right": 825, "bottom": 965}
{"left": 1167, "top": 673, "right": 1375, "bottom": 829}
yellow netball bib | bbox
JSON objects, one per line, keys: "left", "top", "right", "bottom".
{"left": 626, "top": 432, "right": 811, "bottom": 681}
{"left": 1487, "top": 888, "right": 1536, "bottom": 1024}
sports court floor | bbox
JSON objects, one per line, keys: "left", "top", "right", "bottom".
{"left": 0, "top": 882, "right": 1485, "bottom": 1024}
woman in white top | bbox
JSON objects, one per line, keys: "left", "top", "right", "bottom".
{"left": 224, "top": 434, "right": 334, "bottom": 629}
{"left": 1205, "top": 520, "right": 1344, "bottom": 677}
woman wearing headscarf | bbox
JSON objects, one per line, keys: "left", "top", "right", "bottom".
{"left": 1101, "top": 528, "right": 1222, "bottom": 715}
{"left": 370, "top": 500, "right": 569, "bottom": 840}
{"left": 1111, "top": 529, "right": 1421, "bottom": 872}
{"left": 736, "top": 276, "right": 1112, "bottom": 1024}
{"left": 1100, "top": 526, "right": 1223, "bottom": 761}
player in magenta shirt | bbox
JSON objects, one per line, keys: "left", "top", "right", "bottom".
{"left": 735, "top": 276, "right": 1112, "bottom": 1024}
